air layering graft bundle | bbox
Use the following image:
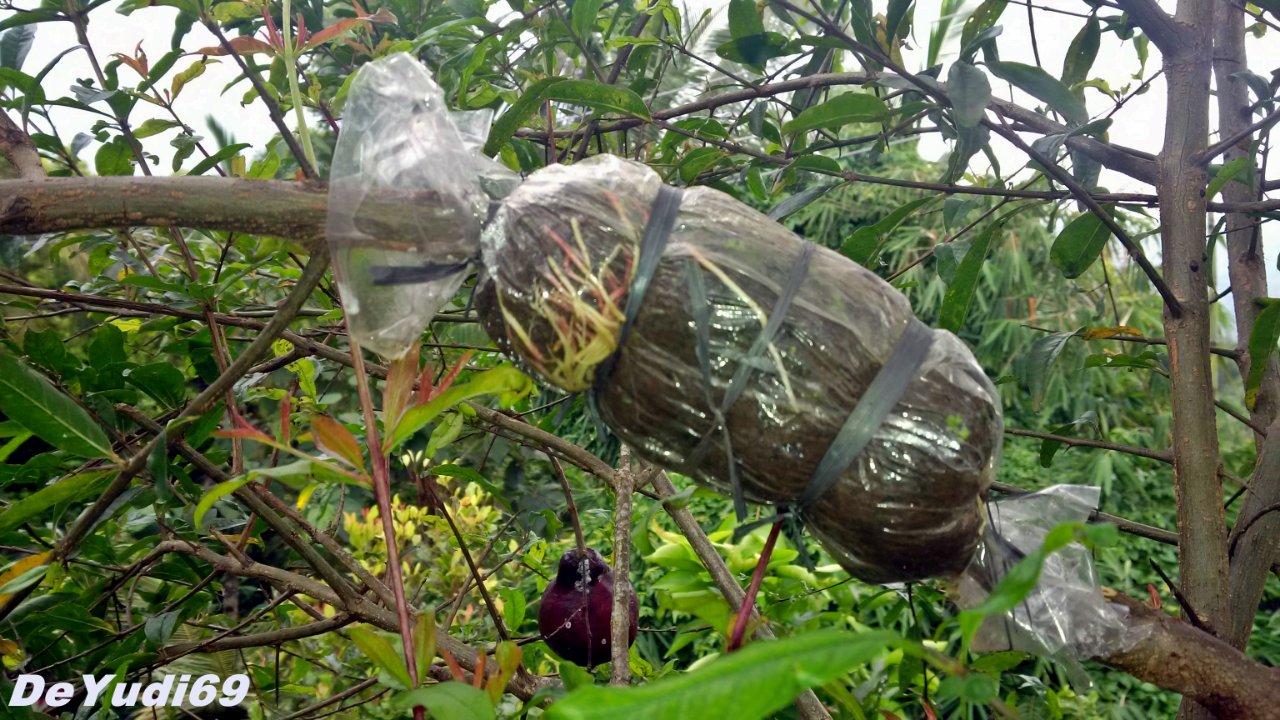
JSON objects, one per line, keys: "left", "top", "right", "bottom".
{"left": 475, "top": 155, "right": 1003, "bottom": 584}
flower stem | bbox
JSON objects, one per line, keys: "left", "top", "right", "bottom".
{"left": 343, "top": 305, "right": 422, "bottom": 720}
{"left": 280, "top": 0, "right": 317, "bottom": 172}
{"left": 727, "top": 520, "right": 781, "bottom": 652}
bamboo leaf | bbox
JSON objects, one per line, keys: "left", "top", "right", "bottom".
{"left": 0, "top": 355, "right": 115, "bottom": 459}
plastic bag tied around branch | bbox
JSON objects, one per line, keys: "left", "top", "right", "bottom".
{"left": 956, "top": 485, "right": 1150, "bottom": 663}
{"left": 327, "top": 53, "right": 491, "bottom": 360}
{"left": 477, "top": 155, "right": 1004, "bottom": 584}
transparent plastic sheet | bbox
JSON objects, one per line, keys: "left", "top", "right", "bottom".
{"left": 326, "top": 53, "right": 487, "bottom": 359}
{"left": 477, "top": 155, "right": 1003, "bottom": 583}
{"left": 955, "top": 485, "right": 1148, "bottom": 668}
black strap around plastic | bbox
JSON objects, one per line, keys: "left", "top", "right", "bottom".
{"left": 683, "top": 243, "right": 815, "bottom": 521}
{"left": 586, "top": 185, "right": 684, "bottom": 444}
{"left": 729, "top": 317, "right": 934, "bottom": 541}
{"left": 591, "top": 184, "right": 684, "bottom": 394}
{"left": 368, "top": 259, "right": 475, "bottom": 286}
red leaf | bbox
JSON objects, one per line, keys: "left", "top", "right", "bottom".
{"left": 922, "top": 701, "right": 938, "bottom": 720}
{"left": 439, "top": 648, "right": 466, "bottom": 682}
{"left": 312, "top": 415, "right": 366, "bottom": 470}
{"left": 213, "top": 427, "right": 273, "bottom": 442}
{"left": 416, "top": 363, "right": 434, "bottom": 406}
{"left": 193, "top": 36, "right": 277, "bottom": 57}
{"left": 384, "top": 343, "right": 419, "bottom": 431}
{"left": 302, "top": 18, "right": 368, "bottom": 51}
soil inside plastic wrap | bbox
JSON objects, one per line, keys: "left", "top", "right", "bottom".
{"left": 477, "top": 155, "right": 1003, "bottom": 583}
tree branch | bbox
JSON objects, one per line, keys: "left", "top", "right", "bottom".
{"left": 1111, "top": 0, "right": 1191, "bottom": 56}
{"left": 0, "top": 111, "right": 45, "bottom": 180}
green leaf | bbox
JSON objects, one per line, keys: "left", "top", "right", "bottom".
{"left": 789, "top": 155, "right": 842, "bottom": 174}
{"left": 0, "top": 470, "right": 111, "bottom": 533}
{"left": 987, "top": 61, "right": 1089, "bottom": 125}
{"left": 545, "top": 630, "right": 896, "bottom": 720}
{"left": 839, "top": 196, "right": 936, "bottom": 267}
{"left": 678, "top": 147, "right": 724, "bottom": 184}
{"left": 498, "top": 587, "right": 526, "bottom": 632}
{"left": 247, "top": 149, "right": 281, "bottom": 179}
{"left": 767, "top": 183, "right": 838, "bottom": 220}
{"left": 1060, "top": 14, "right": 1100, "bottom": 91}
{"left": 947, "top": 62, "right": 990, "bottom": 128}
{"left": 126, "top": 362, "right": 187, "bottom": 407}
{"left": 144, "top": 610, "right": 180, "bottom": 648}
{"left": 0, "top": 355, "right": 115, "bottom": 459}
{"left": 1049, "top": 206, "right": 1114, "bottom": 278}
{"left": 715, "top": 33, "right": 795, "bottom": 67}
{"left": 185, "top": 142, "right": 250, "bottom": 176}
{"left": 1020, "top": 329, "right": 1081, "bottom": 412}
{"left": 193, "top": 477, "right": 249, "bottom": 532}
{"left": 956, "top": 523, "right": 1083, "bottom": 644}
{"left": 132, "top": 118, "right": 180, "bottom": 139}
{"left": 938, "top": 222, "right": 1000, "bottom": 332}
{"left": 571, "top": 0, "right": 605, "bottom": 39}
{"left": 484, "top": 76, "right": 570, "bottom": 156}
{"left": 0, "top": 26, "right": 36, "bottom": 72}
{"left": 394, "top": 683, "right": 494, "bottom": 720}
{"left": 960, "top": 0, "right": 1007, "bottom": 52}
{"left": 781, "top": 92, "right": 890, "bottom": 134}
{"left": 1246, "top": 301, "right": 1280, "bottom": 410}
{"left": 350, "top": 627, "right": 414, "bottom": 689}
{"left": 543, "top": 80, "right": 651, "bottom": 120}
{"left": 95, "top": 137, "right": 135, "bottom": 176}
{"left": 390, "top": 366, "right": 531, "bottom": 450}
{"left": 1207, "top": 156, "right": 1251, "bottom": 200}
{"left": 727, "top": 0, "right": 764, "bottom": 37}
{"left": 414, "top": 613, "right": 437, "bottom": 683}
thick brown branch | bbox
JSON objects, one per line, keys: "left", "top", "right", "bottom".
{"left": 1098, "top": 592, "right": 1280, "bottom": 718}
{"left": 1112, "top": 0, "right": 1192, "bottom": 56}
{"left": 0, "top": 177, "right": 465, "bottom": 246}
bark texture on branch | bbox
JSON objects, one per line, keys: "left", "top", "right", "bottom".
{"left": 0, "top": 177, "right": 463, "bottom": 246}
{"left": 0, "top": 112, "right": 45, "bottom": 180}
{"left": 1098, "top": 593, "right": 1280, "bottom": 719}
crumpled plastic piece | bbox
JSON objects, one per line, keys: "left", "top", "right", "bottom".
{"left": 956, "top": 484, "right": 1148, "bottom": 662}
{"left": 326, "top": 52, "right": 488, "bottom": 359}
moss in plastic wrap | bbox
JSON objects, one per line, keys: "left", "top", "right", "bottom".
{"left": 477, "top": 155, "right": 1003, "bottom": 583}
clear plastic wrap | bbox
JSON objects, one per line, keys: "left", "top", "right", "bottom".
{"left": 327, "top": 53, "right": 487, "bottom": 360}
{"left": 477, "top": 155, "right": 1003, "bottom": 583}
{"left": 956, "top": 485, "right": 1145, "bottom": 660}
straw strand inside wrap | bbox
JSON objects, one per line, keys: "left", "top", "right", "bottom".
{"left": 477, "top": 155, "right": 1003, "bottom": 584}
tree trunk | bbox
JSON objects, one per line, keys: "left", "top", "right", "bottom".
{"left": 1159, "top": 0, "right": 1231, "bottom": 716}
{"left": 1212, "top": 0, "right": 1280, "bottom": 652}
